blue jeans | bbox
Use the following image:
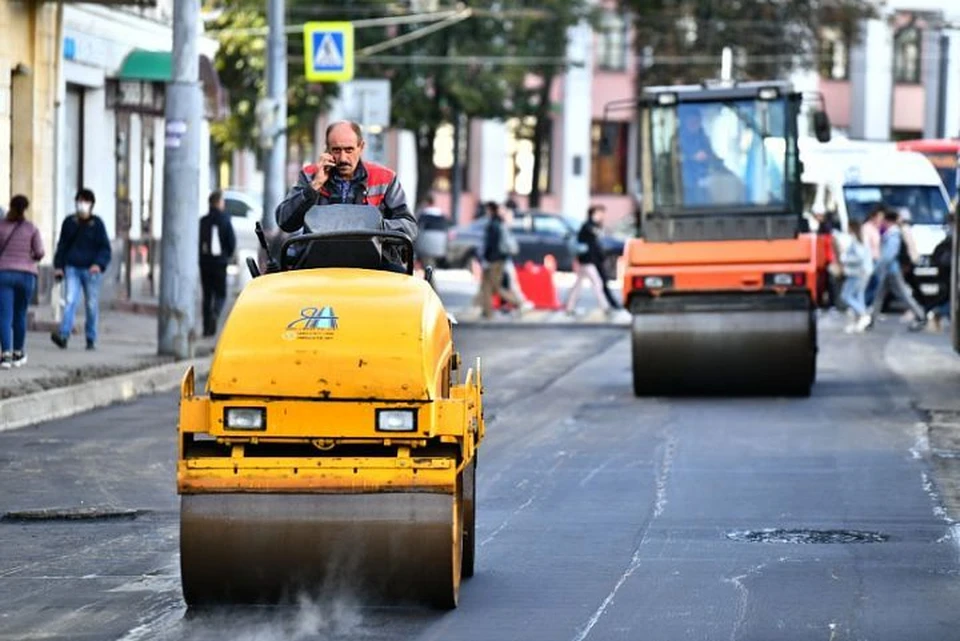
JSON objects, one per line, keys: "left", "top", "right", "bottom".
{"left": 0, "top": 270, "right": 36, "bottom": 353}
{"left": 841, "top": 274, "right": 867, "bottom": 316}
{"left": 59, "top": 266, "right": 102, "bottom": 344}
{"left": 864, "top": 271, "right": 879, "bottom": 308}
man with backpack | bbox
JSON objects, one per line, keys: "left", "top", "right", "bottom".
{"left": 868, "top": 207, "right": 926, "bottom": 331}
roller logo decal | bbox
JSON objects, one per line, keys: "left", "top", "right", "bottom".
{"left": 283, "top": 305, "right": 338, "bottom": 341}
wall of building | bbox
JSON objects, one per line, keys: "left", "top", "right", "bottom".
{"left": 821, "top": 1, "right": 960, "bottom": 142}
{"left": 0, "top": 2, "right": 61, "bottom": 258}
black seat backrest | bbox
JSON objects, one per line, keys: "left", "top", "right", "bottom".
{"left": 294, "top": 204, "right": 384, "bottom": 270}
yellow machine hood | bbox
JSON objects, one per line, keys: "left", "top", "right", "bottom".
{"left": 208, "top": 269, "right": 452, "bottom": 401}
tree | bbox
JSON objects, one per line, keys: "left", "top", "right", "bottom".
{"left": 499, "top": 1, "right": 597, "bottom": 208}
{"left": 350, "top": 3, "right": 534, "bottom": 206}
{"left": 203, "top": 0, "right": 341, "bottom": 172}
{"left": 618, "top": 0, "right": 878, "bottom": 86}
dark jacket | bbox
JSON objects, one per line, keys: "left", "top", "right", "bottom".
{"left": 577, "top": 220, "right": 606, "bottom": 267}
{"left": 483, "top": 217, "right": 507, "bottom": 263}
{"left": 199, "top": 208, "right": 237, "bottom": 267}
{"left": 53, "top": 214, "right": 111, "bottom": 272}
{"left": 275, "top": 160, "right": 417, "bottom": 266}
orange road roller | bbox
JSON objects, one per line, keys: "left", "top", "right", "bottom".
{"left": 614, "top": 80, "right": 833, "bottom": 396}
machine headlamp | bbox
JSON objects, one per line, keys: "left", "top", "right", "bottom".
{"left": 224, "top": 407, "right": 266, "bottom": 430}
{"left": 376, "top": 409, "right": 417, "bottom": 432}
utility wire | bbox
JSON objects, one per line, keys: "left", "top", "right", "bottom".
{"left": 357, "top": 7, "right": 473, "bottom": 56}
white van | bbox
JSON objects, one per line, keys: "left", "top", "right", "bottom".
{"left": 800, "top": 142, "right": 952, "bottom": 304}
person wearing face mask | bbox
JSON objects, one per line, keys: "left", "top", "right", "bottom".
{"left": 51, "top": 188, "right": 112, "bottom": 350}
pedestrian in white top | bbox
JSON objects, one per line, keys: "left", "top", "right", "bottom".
{"left": 839, "top": 219, "right": 874, "bottom": 333}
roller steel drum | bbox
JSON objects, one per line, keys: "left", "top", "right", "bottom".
{"left": 630, "top": 293, "right": 816, "bottom": 396}
{"left": 180, "top": 490, "right": 463, "bottom": 609}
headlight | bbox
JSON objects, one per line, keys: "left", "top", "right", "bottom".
{"left": 224, "top": 407, "right": 266, "bottom": 430}
{"left": 376, "top": 409, "right": 417, "bottom": 432}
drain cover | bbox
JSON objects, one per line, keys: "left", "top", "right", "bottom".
{"left": 2, "top": 507, "right": 143, "bottom": 522}
{"left": 726, "top": 528, "right": 888, "bottom": 544}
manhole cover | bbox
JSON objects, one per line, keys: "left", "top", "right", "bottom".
{"left": 726, "top": 528, "right": 888, "bottom": 544}
{"left": 2, "top": 507, "right": 143, "bottom": 522}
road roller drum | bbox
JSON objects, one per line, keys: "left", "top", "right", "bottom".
{"left": 630, "top": 293, "right": 816, "bottom": 396}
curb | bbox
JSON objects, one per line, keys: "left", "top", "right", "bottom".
{"left": 0, "top": 356, "right": 213, "bottom": 433}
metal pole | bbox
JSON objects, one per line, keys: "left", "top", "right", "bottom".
{"left": 158, "top": 0, "right": 202, "bottom": 358}
{"left": 450, "top": 108, "right": 462, "bottom": 225}
{"left": 937, "top": 34, "right": 949, "bottom": 139}
{"left": 721, "top": 46, "right": 733, "bottom": 81}
{"left": 262, "top": 0, "right": 287, "bottom": 233}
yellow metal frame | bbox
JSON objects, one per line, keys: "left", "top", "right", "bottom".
{"left": 177, "top": 358, "right": 484, "bottom": 495}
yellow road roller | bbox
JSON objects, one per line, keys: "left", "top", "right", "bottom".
{"left": 176, "top": 205, "right": 484, "bottom": 609}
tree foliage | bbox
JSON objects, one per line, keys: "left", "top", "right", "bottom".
{"left": 497, "top": 0, "right": 598, "bottom": 207}
{"left": 617, "top": 0, "right": 879, "bottom": 86}
{"left": 203, "top": 0, "right": 340, "bottom": 165}
{"left": 205, "top": 1, "right": 595, "bottom": 206}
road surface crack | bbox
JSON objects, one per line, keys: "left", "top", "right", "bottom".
{"left": 724, "top": 563, "right": 768, "bottom": 641}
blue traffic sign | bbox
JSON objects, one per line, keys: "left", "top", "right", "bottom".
{"left": 303, "top": 22, "right": 354, "bottom": 83}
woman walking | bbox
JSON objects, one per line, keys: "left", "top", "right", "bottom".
{"left": 838, "top": 219, "right": 873, "bottom": 333}
{"left": 564, "top": 204, "right": 622, "bottom": 315}
{"left": 0, "top": 195, "right": 45, "bottom": 368}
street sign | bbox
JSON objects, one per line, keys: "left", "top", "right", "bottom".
{"left": 327, "top": 79, "right": 391, "bottom": 128}
{"left": 303, "top": 22, "right": 354, "bottom": 83}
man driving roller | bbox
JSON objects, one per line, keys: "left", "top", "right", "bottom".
{"left": 275, "top": 120, "right": 417, "bottom": 270}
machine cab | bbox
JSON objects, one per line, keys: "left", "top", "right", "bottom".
{"left": 636, "top": 81, "right": 830, "bottom": 243}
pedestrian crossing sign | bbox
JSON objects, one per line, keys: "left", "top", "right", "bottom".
{"left": 304, "top": 22, "right": 354, "bottom": 83}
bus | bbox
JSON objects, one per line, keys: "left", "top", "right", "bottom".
{"left": 896, "top": 138, "right": 960, "bottom": 203}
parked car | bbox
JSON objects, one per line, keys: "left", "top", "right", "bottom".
{"left": 446, "top": 210, "right": 625, "bottom": 276}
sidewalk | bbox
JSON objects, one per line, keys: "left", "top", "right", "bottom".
{"left": 0, "top": 306, "right": 215, "bottom": 432}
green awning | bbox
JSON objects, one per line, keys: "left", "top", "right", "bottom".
{"left": 117, "top": 49, "right": 172, "bottom": 82}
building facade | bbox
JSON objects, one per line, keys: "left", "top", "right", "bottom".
{"left": 426, "top": 1, "right": 639, "bottom": 229}
{"left": 811, "top": 0, "right": 960, "bottom": 142}
{"left": 1, "top": 1, "right": 61, "bottom": 259}
{"left": 58, "top": 0, "right": 221, "bottom": 302}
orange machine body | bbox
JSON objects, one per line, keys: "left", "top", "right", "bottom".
{"left": 622, "top": 233, "right": 821, "bottom": 303}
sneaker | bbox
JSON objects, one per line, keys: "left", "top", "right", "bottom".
{"left": 908, "top": 318, "right": 927, "bottom": 332}
{"left": 855, "top": 314, "right": 872, "bottom": 332}
{"left": 86, "top": 340, "right": 96, "bottom": 351}
{"left": 11, "top": 351, "right": 26, "bottom": 368}
{"left": 50, "top": 332, "right": 68, "bottom": 349}
{"left": 0, "top": 353, "right": 10, "bottom": 370}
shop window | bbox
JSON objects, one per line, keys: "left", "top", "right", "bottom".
{"left": 894, "top": 26, "right": 921, "bottom": 84}
{"left": 818, "top": 28, "right": 849, "bottom": 80}
{"left": 591, "top": 121, "right": 629, "bottom": 195}
{"left": 506, "top": 117, "right": 552, "bottom": 196}
{"left": 597, "top": 11, "right": 628, "bottom": 71}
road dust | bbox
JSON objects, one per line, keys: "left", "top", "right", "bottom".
{"left": 179, "top": 592, "right": 364, "bottom": 641}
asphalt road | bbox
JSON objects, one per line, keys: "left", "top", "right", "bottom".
{"left": 1, "top": 318, "right": 959, "bottom": 641}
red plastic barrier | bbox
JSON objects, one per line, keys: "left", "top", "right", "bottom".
{"left": 493, "top": 261, "right": 562, "bottom": 310}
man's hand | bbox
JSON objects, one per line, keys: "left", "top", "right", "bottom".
{"left": 310, "top": 153, "right": 336, "bottom": 191}
{"left": 53, "top": 268, "right": 64, "bottom": 281}
{"left": 90, "top": 265, "right": 101, "bottom": 275}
